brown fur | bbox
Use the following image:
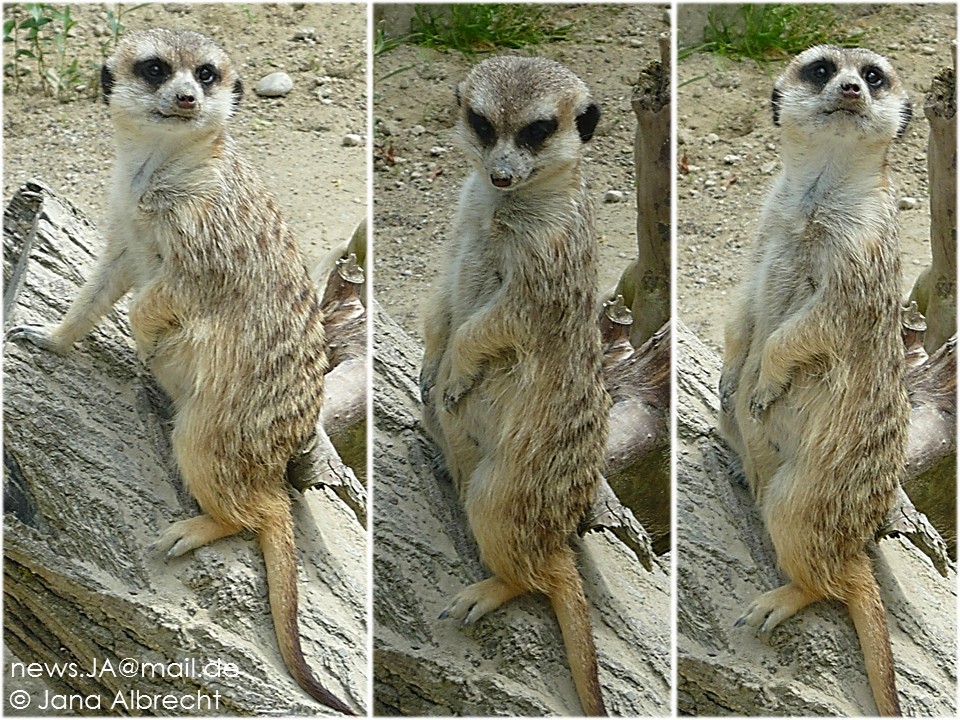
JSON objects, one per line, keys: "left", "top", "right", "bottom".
{"left": 7, "top": 29, "right": 353, "bottom": 714}
{"left": 422, "top": 56, "right": 610, "bottom": 716}
{"left": 720, "top": 46, "right": 910, "bottom": 716}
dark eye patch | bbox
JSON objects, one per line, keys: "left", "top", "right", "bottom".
{"left": 196, "top": 63, "right": 220, "bottom": 88}
{"left": 467, "top": 108, "right": 496, "bottom": 146}
{"left": 799, "top": 59, "right": 836, "bottom": 88}
{"left": 516, "top": 117, "right": 558, "bottom": 150}
{"left": 862, "top": 65, "right": 886, "bottom": 90}
{"left": 133, "top": 58, "right": 172, "bottom": 89}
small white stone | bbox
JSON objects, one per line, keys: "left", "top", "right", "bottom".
{"left": 429, "top": 146, "right": 446, "bottom": 156}
{"left": 723, "top": 154, "right": 740, "bottom": 165}
{"left": 898, "top": 197, "right": 919, "bottom": 210}
{"left": 342, "top": 133, "right": 363, "bottom": 147}
{"left": 604, "top": 190, "right": 625, "bottom": 203}
{"left": 761, "top": 161, "right": 777, "bottom": 174}
{"left": 255, "top": 72, "right": 294, "bottom": 97}
{"left": 704, "top": 133, "right": 720, "bottom": 145}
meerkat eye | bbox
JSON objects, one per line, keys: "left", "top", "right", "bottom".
{"left": 517, "top": 118, "right": 558, "bottom": 151}
{"left": 800, "top": 59, "right": 836, "bottom": 88}
{"left": 196, "top": 64, "right": 220, "bottom": 87}
{"left": 133, "top": 58, "right": 171, "bottom": 88}
{"left": 862, "top": 66, "right": 886, "bottom": 89}
{"left": 467, "top": 108, "right": 496, "bottom": 146}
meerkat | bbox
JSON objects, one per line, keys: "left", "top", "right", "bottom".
{"left": 719, "top": 45, "right": 912, "bottom": 716}
{"left": 6, "top": 29, "right": 356, "bottom": 715}
{"left": 419, "top": 55, "right": 610, "bottom": 716}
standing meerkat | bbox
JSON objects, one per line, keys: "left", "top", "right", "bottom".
{"left": 420, "top": 55, "right": 610, "bottom": 716}
{"left": 7, "top": 29, "right": 356, "bottom": 715}
{"left": 719, "top": 45, "right": 912, "bottom": 716}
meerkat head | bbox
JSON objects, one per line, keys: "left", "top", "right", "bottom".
{"left": 771, "top": 45, "right": 911, "bottom": 150}
{"left": 101, "top": 29, "right": 243, "bottom": 137}
{"left": 454, "top": 55, "right": 599, "bottom": 191}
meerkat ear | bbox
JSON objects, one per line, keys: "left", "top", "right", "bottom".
{"left": 576, "top": 102, "right": 600, "bottom": 142}
{"left": 896, "top": 100, "right": 912, "bottom": 139}
{"left": 232, "top": 78, "right": 243, "bottom": 108}
{"left": 100, "top": 64, "right": 115, "bottom": 105}
{"left": 771, "top": 87, "right": 782, "bottom": 126}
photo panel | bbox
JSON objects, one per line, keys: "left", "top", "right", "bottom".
{"left": 372, "top": 2, "right": 673, "bottom": 715}
{"left": 3, "top": 3, "right": 368, "bottom": 715}
{"left": 674, "top": 3, "right": 956, "bottom": 715}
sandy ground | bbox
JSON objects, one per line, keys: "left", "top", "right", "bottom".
{"left": 676, "top": 3, "right": 956, "bottom": 355}
{"left": 373, "top": 3, "right": 671, "bottom": 336}
{"left": 2, "top": 2, "right": 367, "bottom": 268}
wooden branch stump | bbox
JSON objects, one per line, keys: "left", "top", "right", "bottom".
{"left": 622, "top": 31, "right": 671, "bottom": 347}
{"left": 909, "top": 57, "right": 956, "bottom": 352}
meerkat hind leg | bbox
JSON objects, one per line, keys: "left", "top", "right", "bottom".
{"left": 153, "top": 514, "right": 243, "bottom": 560}
{"left": 735, "top": 581, "right": 819, "bottom": 638}
{"left": 439, "top": 576, "right": 524, "bottom": 625}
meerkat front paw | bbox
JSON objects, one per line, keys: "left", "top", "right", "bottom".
{"left": 442, "top": 373, "right": 476, "bottom": 411}
{"left": 6, "top": 324, "right": 65, "bottom": 354}
{"left": 749, "top": 381, "right": 785, "bottom": 420}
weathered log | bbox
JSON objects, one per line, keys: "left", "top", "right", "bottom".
{"left": 909, "top": 58, "right": 956, "bottom": 352}
{"left": 676, "top": 320, "right": 956, "bottom": 716}
{"left": 372, "top": 306, "right": 670, "bottom": 716}
{"left": 621, "top": 31, "right": 671, "bottom": 347}
{"left": 3, "top": 182, "right": 367, "bottom": 715}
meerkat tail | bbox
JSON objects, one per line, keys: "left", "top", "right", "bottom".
{"left": 259, "top": 514, "right": 357, "bottom": 715}
{"left": 845, "top": 564, "right": 901, "bottom": 716}
{"left": 549, "top": 563, "right": 606, "bottom": 717}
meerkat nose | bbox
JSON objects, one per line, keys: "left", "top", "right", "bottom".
{"left": 176, "top": 93, "right": 197, "bottom": 109}
{"left": 841, "top": 82, "right": 861, "bottom": 99}
{"left": 490, "top": 175, "right": 513, "bottom": 188}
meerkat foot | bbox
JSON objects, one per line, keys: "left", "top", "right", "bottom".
{"left": 735, "top": 582, "right": 817, "bottom": 639}
{"left": 152, "top": 515, "right": 242, "bottom": 560}
{"left": 439, "top": 576, "right": 524, "bottom": 625}
{"left": 718, "top": 371, "right": 737, "bottom": 414}
{"left": 6, "top": 324, "right": 65, "bottom": 354}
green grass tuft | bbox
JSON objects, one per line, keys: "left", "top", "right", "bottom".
{"left": 409, "top": 3, "right": 571, "bottom": 54}
{"left": 682, "top": 4, "right": 864, "bottom": 62}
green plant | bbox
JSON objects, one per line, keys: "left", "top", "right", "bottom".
{"left": 3, "top": 8, "right": 29, "bottom": 92}
{"left": 3, "top": 3, "right": 130, "bottom": 100}
{"left": 681, "top": 4, "right": 864, "bottom": 62}
{"left": 410, "top": 4, "right": 571, "bottom": 54}
{"left": 373, "top": 26, "right": 415, "bottom": 57}
{"left": 45, "top": 4, "right": 82, "bottom": 100}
